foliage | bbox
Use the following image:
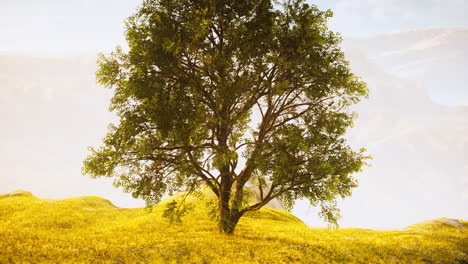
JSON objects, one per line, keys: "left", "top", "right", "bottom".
{"left": 0, "top": 191, "right": 467, "bottom": 263}
{"left": 161, "top": 194, "right": 195, "bottom": 225}
{"left": 82, "top": 0, "right": 369, "bottom": 233}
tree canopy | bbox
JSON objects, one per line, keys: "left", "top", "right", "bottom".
{"left": 82, "top": 0, "right": 369, "bottom": 233}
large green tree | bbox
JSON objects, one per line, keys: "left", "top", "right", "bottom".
{"left": 83, "top": 0, "right": 369, "bottom": 234}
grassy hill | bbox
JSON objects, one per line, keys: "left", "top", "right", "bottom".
{"left": 0, "top": 191, "right": 466, "bottom": 264}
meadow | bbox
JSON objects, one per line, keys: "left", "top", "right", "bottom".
{"left": 0, "top": 190, "right": 466, "bottom": 263}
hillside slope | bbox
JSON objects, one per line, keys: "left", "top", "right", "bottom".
{"left": 0, "top": 191, "right": 466, "bottom": 264}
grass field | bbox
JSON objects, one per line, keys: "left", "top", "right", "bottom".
{"left": 0, "top": 190, "right": 466, "bottom": 263}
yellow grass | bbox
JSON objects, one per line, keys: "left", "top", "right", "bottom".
{"left": 0, "top": 190, "right": 466, "bottom": 263}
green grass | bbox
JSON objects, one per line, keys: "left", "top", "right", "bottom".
{"left": 0, "top": 190, "right": 466, "bottom": 264}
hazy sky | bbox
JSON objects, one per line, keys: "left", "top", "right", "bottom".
{"left": 0, "top": 0, "right": 140, "bottom": 56}
{"left": 0, "top": 0, "right": 467, "bottom": 55}
{"left": 316, "top": 0, "right": 468, "bottom": 36}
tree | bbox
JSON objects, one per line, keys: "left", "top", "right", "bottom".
{"left": 82, "top": 0, "right": 369, "bottom": 234}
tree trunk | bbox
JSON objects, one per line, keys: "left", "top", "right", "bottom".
{"left": 219, "top": 210, "right": 241, "bottom": 234}
{"left": 218, "top": 164, "right": 235, "bottom": 233}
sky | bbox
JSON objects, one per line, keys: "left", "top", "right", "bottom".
{"left": 0, "top": 0, "right": 467, "bottom": 55}
{"left": 0, "top": 0, "right": 467, "bottom": 229}
{"left": 0, "top": 0, "right": 140, "bottom": 56}
{"left": 315, "top": 0, "right": 468, "bottom": 36}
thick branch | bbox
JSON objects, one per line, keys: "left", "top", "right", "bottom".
{"left": 186, "top": 150, "right": 219, "bottom": 196}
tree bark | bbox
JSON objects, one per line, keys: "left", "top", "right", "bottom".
{"left": 219, "top": 210, "right": 242, "bottom": 234}
{"left": 218, "top": 161, "right": 235, "bottom": 233}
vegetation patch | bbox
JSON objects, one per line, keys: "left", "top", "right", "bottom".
{"left": 0, "top": 191, "right": 466, "bottom": 263}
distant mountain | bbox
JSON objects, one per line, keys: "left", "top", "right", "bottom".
{"left": 344, "top": 28, "right": 468, "bottom": 105}
{"left": 0, "top": 55, "right": 126, "bottom": 204}
{"left": 332, "top": 44, "right": 468, "bottom": 229}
